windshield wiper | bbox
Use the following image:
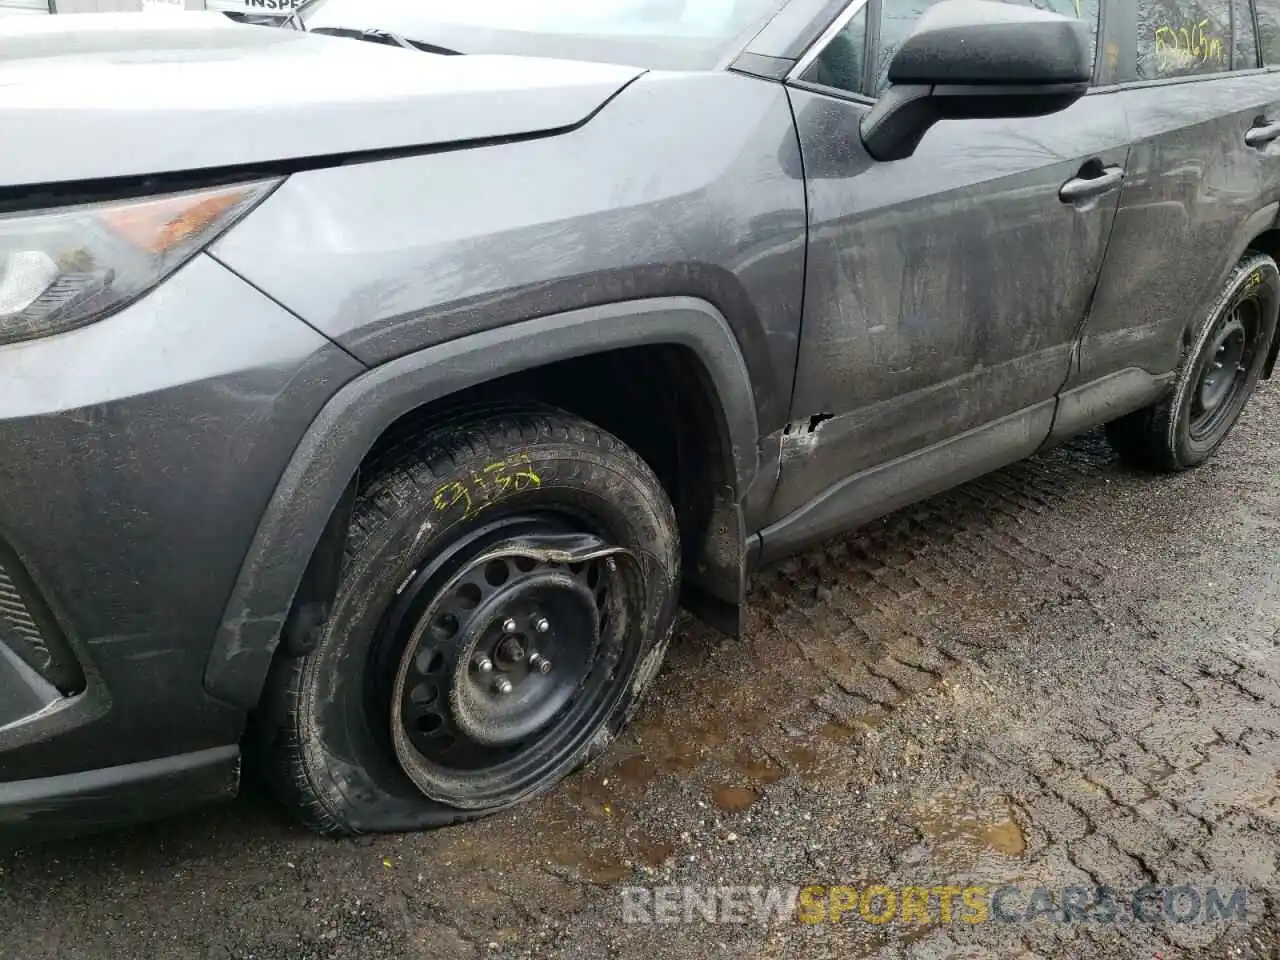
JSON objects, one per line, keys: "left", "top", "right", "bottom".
{"left": 287, "top": 0, "right": 462, "bottom": 53}
{"left": 360, "top": 28, "right": 415, "bottom": 50}
{"left": 400, "top": 37, "right": 464, "bottom": 56}
{"left": 364, "top": 28, "right": 462, "bottom": 55}
{"left": 304, "top": 24, "right": 464, "bottom": 55}
{"left": 285, "top": 0, "right": 325, "bottom": 32}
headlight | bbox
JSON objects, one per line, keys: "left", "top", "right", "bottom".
{"left": 0, "top": 179, "right": 280, "bottom": 346}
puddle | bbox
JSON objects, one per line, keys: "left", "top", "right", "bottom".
{"left": 768, "top": 717, "right": 878, "bottom": 782}
{"left": 549, "top": 844, "right": 634, "bottom": 884}
{"left": 854, "top": 709, "right": 890, "bottom": 729}
{"left": 576, "top": 859, "right": 635, "bottom": 883}
{"left": 913, "top": 791, "right": 1027, "bottom": 861}
{"left": 817, "top": 722, "right": 858, "bottom": 744}
{"left": 784, "top": 743, "right": 821, "bottom": 773}
{"left": 613, "top": 755, "right": 658, "bottom": 789}
{"left": 982, "top": 821, "right": 1028, "bottom": 857}
{"left": 733, "top": 749, "right": 786, "bottom": 784}
{"left": 711, "top": 785, "right": 760, "bottom": 811}
{"left": 818, "top": 717, "right": 884, "bottom": 743}
{"left": 634, "top": 840, "right": 676, "bottom": 867}
{"left": 633, "top": 717, "right": 742, "bottom": 775}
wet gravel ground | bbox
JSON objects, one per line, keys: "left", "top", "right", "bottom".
{"left": 4, "top": 387, "right": 1280, "bottom": 960}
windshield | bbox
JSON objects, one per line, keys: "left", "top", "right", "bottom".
{"left": 300, "top": 0, "right": 789, "bottom": 70}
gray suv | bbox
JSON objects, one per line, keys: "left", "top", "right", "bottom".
{"left": 2, "top": 0, "right": 1278, "bottom": 839}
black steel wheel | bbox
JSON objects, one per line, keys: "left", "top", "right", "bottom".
{"left": 1107, "top": 252, "right": 1280, "bottom": 471}
{"left": 379, "top": 517, "right": 643, "bottom": 809}
{"left": 1187, "top": 306, "right": 1254, "bottom": 443}
{"left": 260, "top": 405, "right": 679, "bottom": 835}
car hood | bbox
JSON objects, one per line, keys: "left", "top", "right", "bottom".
{"left": 0, "top": 13, "right": 642, "bottom": 188}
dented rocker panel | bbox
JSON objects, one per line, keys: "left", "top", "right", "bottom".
{"left": 759, "top": 400, "right": 1057, "bottom": 563}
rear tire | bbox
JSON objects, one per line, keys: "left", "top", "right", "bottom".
{"left": 258, "top": 404, "right": 679, "bottom": 835}
{"left": 1106, "top": 252, "right": 1279, "bottom": 471}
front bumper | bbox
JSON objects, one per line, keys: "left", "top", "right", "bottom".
{"left": 0, "top": 746, "right": 239, "bottom": 845}
{"left": 0, "top": 252, "right": 362, "bottom": 832}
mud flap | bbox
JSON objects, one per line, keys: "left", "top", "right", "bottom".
{"left": 681, "top": 484, "right": 747, "bottom": 639}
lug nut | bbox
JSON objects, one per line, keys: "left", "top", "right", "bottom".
{"left": 503, "top": 617, "right": 518, "bottom": 633}
{"left": 473, "top": 655, "right": 494, "bottom": 673}
{"left": 529, "top": 652, "right": 552, "bottom": 674}
{"left": 606, "top": 558, "right": 617, "bottom": 572}
{"left": 493, "top": 677, "right": 513, "bottom": 695}
{"left": 533, "top": 615, "right": 550, "bottom": 634}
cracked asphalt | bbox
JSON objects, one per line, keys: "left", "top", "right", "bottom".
{"left": 3, "top": 386, "right": 1280, "bottom": 960}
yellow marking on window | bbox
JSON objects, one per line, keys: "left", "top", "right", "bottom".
{"left": 1154, "top": 20, "right": 1225, "bottom": 66}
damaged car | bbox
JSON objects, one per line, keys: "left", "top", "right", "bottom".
{"left": 2, "top": 0, "right": 1279, "bottom": 838}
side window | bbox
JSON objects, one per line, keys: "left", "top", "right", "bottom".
{"left": 1135, "top": 0, "right": 1232, "bottom": 78}
{"left": 1235, "top": 0, "right": 1260, "bottom": 68}
{"left": 874, "top": 0, "right": 1100, "bottom": 94}
{"left": 800, "top": 6, "right": 868, "bottom": 95}
{"left": 1259, "top": 0, "right": 1280, "bottom": 64}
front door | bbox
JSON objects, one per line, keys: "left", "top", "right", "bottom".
{"left": 765, "top": 0, "right": 1130, "bottom": 539}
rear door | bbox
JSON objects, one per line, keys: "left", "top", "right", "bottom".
{"left": 1065, "top": 0, "right": 1280, "bottom": 411}
{"left": 769, "top": 0, "right": 1130, "bottom": 525}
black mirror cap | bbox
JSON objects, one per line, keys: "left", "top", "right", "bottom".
{"left": 888, "top": 0, "right": 1092, "bottom": 87}
{"left": 859, "top": 80, "right": 1087, "bottom": 162}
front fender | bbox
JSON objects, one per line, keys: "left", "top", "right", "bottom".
{"left": 209, "top": 70, "right": 808, "bottom": 437}
{"left": 203, "top": 297, "right": 760, "bottom": 709}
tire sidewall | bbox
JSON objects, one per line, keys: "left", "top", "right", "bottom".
{"left": 294, "top": 432, "right": 679, "bottom": 832}
{"left": 1168, "top": 255, "right": 1279, "bottom": 467}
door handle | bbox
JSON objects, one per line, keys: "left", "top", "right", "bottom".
{"left": 1245, "top": 120, "right": 1280, "bottom": 147}
{"left": 1059, "top": 166, "right": 1125, "bottom": 203}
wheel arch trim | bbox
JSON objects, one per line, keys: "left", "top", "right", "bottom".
{"left": 203, "top": 296, "right": 760, "bottom": 709}
{"left": 1230, "top": 203, "right": 1280, "bottom": 378}
{"left": 1215, "top": 203, "right": 1280, "bottom": 339}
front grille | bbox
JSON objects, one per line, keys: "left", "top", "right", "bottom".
{"left": 0, "top": 566, "right": 52, "bottom": 673}
{"left": 0, "top": 542, "right": 84, "bottom": 695}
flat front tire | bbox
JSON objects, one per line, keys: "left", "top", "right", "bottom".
{"left": 258, "top": 404, "right": 680, "bottom": 835}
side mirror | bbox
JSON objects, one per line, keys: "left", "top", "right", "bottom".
{"left": 859, "top": 0, "right": 1091, "bottom": 162}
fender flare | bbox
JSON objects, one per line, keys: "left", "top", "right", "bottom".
{"left": 1223, "top": 202, "right": 1280, "bottom": 297}
{"left": 1234, "top": 203, "right": 1280, "bottom": 378}
{"left": 203, "top": 297, "right": 760, "bottom": 709}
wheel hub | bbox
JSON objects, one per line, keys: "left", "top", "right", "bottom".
{"left": 493, "top": 634, "right": 527, "bottom": 668}
{"left": 448, "top": 572, "right": 599, "bottom": 747}
{"left": 1189, "top": 302, "right": 1259, "bottom": 443}
{"left": 1198, "top": 315, "right": 1246, "bottom": 414}
{"left": 380, "top": 518, "right": 643, "bottom": 808}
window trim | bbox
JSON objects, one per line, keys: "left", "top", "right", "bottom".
{"left": 788, "top": 74, "right": 878, "bottom": 103}
{"left": 1242, "top": 0, "right": 1263, "bottom": 68}
{"left": 1089, "top": 63, "right": 1274, "bottom": 94}
{"left": 863, "top": 0, "right": 885, "bottom": 91}
{"left": 786, "top": 0, "right": 871, "bottom": 82}
{"left": 1091, "top": 0, "right": 1111, "bottom": 83}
